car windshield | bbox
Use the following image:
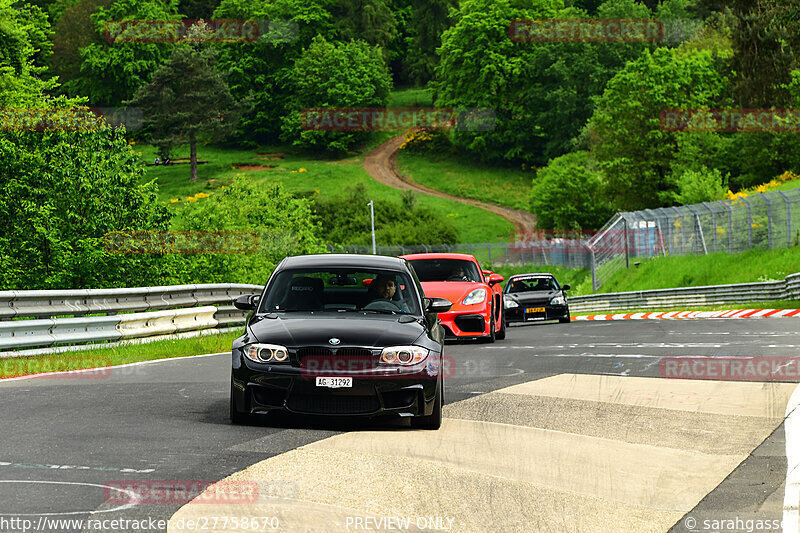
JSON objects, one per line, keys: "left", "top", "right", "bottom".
{"left": 407, "top": 259, "right": 482, "bottom": 282}
{"left": 260, "top": 268, "right": 420, "bottom": 314}
{"left": 507, "top": 276, "right": 559, "bottom": 293}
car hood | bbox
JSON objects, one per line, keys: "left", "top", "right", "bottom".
{"left": 420, "top": 281, "right": 486, "bottom": 305}
{"left": 506, "top": 290, "right": 560, "bottom": 304}
{"left": 247, "top": 314, "right": 426, "bottom": 348}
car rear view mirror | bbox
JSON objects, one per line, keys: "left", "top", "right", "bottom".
{"left": 233, "top": 294, "right": 259, "bottom": 311}
{"left": 562, "top": 284, "right": 571, "bottom": 291}
{"left": 488, "top": 273, "right": 504, "bottom": 285}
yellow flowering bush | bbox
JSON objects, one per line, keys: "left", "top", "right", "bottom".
{"left": 398, "top": 128, "right": 450, "bottom": 153}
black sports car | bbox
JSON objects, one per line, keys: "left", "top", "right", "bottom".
{"left": 229, "top": 254, "right": 451, "bottom": 429}
{"left": 503, "top": 273, "right": 571, "bottom": 324}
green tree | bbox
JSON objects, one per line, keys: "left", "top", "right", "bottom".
{"left": 405, "top": 0, "right": 456, "bottom": 84}
{"left": 127, "top": 41, "right": 239, "bottom": 181}
{"left": 0, "top": 0, "right": 58, "bottom": 105}
{"left": 213, "top": 0, "right": 337, "bottom": 143}
{"left": 49, "top": 0, "right": 115, "bottom": 90}
{"left": 282, "top": 36, "right": 392, "bottom": 153}
{"left": 64, "top": 0, "right": 181, "bottom": 105}
{"left": 331, "top": 0, "right": 396, "bottom": 50}
{"left": 587, "top": 47, "right": 728, "bottom": 210}
{"left": 529, "top": 151, "right": 613, "bottom": 231}
{"left": 0, "top": 127, "right": 171, "bottom": 289}
{"left": 432, "top": 0, "right": 659, "bottom": 165}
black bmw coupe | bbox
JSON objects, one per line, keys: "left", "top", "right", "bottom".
{"left": 229, "top": 254, "right": 452, "bottom": 429}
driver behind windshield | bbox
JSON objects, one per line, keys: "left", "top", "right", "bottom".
{"left": 367, "top": 274, "right": 408, "bottom": 311}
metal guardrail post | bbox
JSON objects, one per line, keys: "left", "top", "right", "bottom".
{"left": 777, "top": 190, "right": 792, "bottom": 248}
{"left": 587, "top": 242, "right": 597, "bottom": 293}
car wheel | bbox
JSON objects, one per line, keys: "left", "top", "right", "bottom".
{"left": 482, "top": 306, "right": 496, "bottom": 343}
{"left": 230, "top": 379, "right": 254, "bottom": 425}
{"left": 412, "top": 377, "right": 442, "bottom": 430}
{"left": 496, "top": 309, "right": 506, "bottom": 340}
{"left": 559, "top": 313, "right": 571, "bottom": 324}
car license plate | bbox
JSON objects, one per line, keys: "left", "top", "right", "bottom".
{"left": 316, "top": 377, "right": 352, "bottom": 388}
{"left": 525, "top": 307, "right": 545, "bottom": 313}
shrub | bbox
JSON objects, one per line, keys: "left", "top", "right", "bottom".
{"left": 530, "top": 151, "right": 614, "bottom": 232}
{"left": 167, "top": 178, "right": 325, "bottom": 285}
{"left": 312, "top": 184, "right": 458, "bottom": 245}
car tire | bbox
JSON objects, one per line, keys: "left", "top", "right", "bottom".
{"left": 230, "top": 379, "right": 254, "bottom": 425}
{"left": 482, "top": 306, "right": 496, "bottom": 343}
{"left": 559, "top": 313, "right": 571, "bottom": 324}
{"left": 412, "top": 377, "right": 442, "bottom": 430}
{"left": 496, "top": 309, "right": 506, "bottom": 340}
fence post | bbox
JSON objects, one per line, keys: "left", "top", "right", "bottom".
{"left": 703, "top": 202, "right": 717, "bottom": 252}
{"left": 740, "top": 196, "right": 753, "bottom": 248}
{"left": 588, "top": 242, "right": 597, "bottom": 293}
{"left": 759, "top": 193, "right": 773, "bottom": 249}
{"left": 623, "top": 217, "right": 630, "bottom": 268}
{"left": 777, "top": 190, "right": 792, "bottom": 248}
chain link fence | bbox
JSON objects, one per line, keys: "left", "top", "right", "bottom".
{"left": 327, "top": 240, "right": 592, "bottom": 270}
{"left": 329, "top": 188, "right": 800, "bottom": 293}
{"left": 588, "top": 188, "right": 800, "bottom": 291}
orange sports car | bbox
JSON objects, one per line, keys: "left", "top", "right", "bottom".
{"left": 400, "top": 253, "right": 505, "bottom": 341}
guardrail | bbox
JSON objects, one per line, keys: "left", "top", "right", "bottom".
{"left": 568, "top": 273, "right": 800, "bottom": 313}
{"left": 0, "top": 284, "right": 264, "bottom": 358}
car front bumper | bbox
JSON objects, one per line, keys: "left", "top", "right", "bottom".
{"left": 231, "top": 352, "right": 441, "bottom": 418}
{"left": 505, "top": 303, "right": 569, "bottom": 323}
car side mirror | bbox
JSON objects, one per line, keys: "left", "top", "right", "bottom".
{"left": 425, "top": 297, "right": 453, "bottom": 313}
{"left": 562, "top": 284, "right": 571, "bottom": 291}
{"left": 488, "top": 273, "right": 504, "bottom": 286}
{"left": 482, "top": 269, "right": 493, "bottom": 276}
{"left": 233, "top": 294, "right": 259, "bottom": 311}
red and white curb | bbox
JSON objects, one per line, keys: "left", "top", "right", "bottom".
{"left": 573, "top": 309, "right": 800, "bottom": 321}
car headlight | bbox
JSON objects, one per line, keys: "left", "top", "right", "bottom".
{"left": 462, "top": 288, "right": 487, "bottom": 305}
{"left": 245, "top": 343, "right": 289, "bottom": 363}
{"left": 380, "top": 345, "right": 429, "bottom": 366}
{"left": 550, "top": 295, "right": 566, "bottom": 305}
{"left": 503, "top": 295, "right": 518, "bottom": 308}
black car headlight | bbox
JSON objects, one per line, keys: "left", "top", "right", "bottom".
{"left": 379, "top": 345, "right": 429, "bottom": 366}
{"left": 245, "top": 343, "right": 289, "bottom": 363}
{"left": 550, "top": 295, "right": 566, "bottom": 305}
{"left": 503, "top": 295, "right": 519, "bottom": 308}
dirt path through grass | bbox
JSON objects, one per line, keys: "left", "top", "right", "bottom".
{"left": 363, "top": 134, "right": 537, "bottom": 236}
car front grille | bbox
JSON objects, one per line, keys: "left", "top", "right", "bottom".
{"left": 297, "top": 346, "right": 377, "bottom": 372}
